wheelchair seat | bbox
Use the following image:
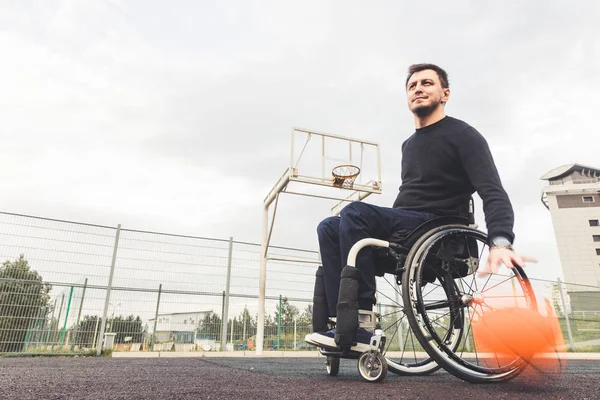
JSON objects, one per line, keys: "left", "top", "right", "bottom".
{"left": 374, "top": 215, "right": 470, "bottom": 277}
{"left": 390, "top": 216, "right": 469, "bottom": 248}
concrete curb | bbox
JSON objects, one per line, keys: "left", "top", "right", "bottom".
{"left": 112, "top": 351, "right": 323, "bottom": 358}
{"left": 112, "top": 351, "right": 600, "bottom": 360}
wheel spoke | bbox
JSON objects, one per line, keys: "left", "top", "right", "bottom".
{"left": 377, "top": 289, "right": 402, "bottom": 308}
{"left": 429, "top": 310, "right": 451, "bottom": 325}
{"left": 480, "top": 275, "right": 514, "bottom": 293}
{"left": 455, "top": 269, "right": 476, "bottom": 294}
{"left": 380, "top": 307, "right": 404, "bottom": 319}
{"left": 480, "top": 272, "right": 494, "bottom": 293}
{"left": 384, "top": 316, "right": 400, "bottom": 355}
{"left": 383, "top": 276, "right": 402, "bottom": 298}
{"left": 408, "top": 324, "right": 419, "bottom": 363}
{"left": 421, "top": 281, "right": 443, "bottom": 299}
{"left": 402, "top": 227, "right": 536, "bottom": 382}
{"left": 465, "top": 305, "right": 480, "bottom": 365}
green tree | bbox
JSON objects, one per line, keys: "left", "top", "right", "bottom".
{"left": 107, "top": 315, "right": 145, "bottom": 344}
{"left": 73, "top": 315, "right": 100, "bottom": 348}
{"left": 0, "top": 255, "right": 52, "bottom": 352}
{"left": 74, "top": 314, "right": 146, "bottom": 347}
{"left": 298, "top": 304, "right": 312, "bottom": 327}
{"left": 229, "top": 306, "right": 257, "bottom": 344}
{"left": 197, "top": 311, "right": 222, "bottom": 340}
{"left": 274, "top": 297, "right": 299, "bottom": 328}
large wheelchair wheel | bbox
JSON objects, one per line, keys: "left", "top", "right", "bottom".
{"left": 376, "top": 274, "right": 461, "bottom": 376}
{"left": 401, "top": 225, "right": 537, "bottom": 383}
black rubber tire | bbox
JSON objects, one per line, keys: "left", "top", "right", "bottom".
{"left": 326, "top": 356, "right": 340, "bottom": 376}
{"left": 401, "top": 225, "right": 537, "bottom": 384}
{"left": 386, "top": 354, "right": 441, "bottom": 376}
{"left": 358, "top": 352, "right": 388, "bottom": 383}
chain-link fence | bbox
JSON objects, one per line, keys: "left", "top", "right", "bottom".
{"left": 1, "top": 211, "right": 599, "bottom": 354}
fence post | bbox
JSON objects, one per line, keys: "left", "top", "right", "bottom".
{"left": 36, "top": 307, "right": 47, "bottom": 346}
{"left": 243, "top": 307, "right": 247, "bottom": 342}
{"left": 72, "top": 278, "right": 88, "bottom": 350}
{"left": 24, "top": 306, "right": 45, "bottom": 351}
{"left": 293, "top": 316, "right": 297, "bottom": 350}
{"left": 92, "top": 317, "right": 100, "bottom": 351}
{"left": 277, "top": 294, "right": 282, "bottom": 349}
{"left": 54, "top": 293, "right": 65, "bottom": 346}
{"left": 257, "top": 206, "right": 268, "bottom": 355}
{"left": 557, "top": 278, "right": 575, "bottom": 352}
{"left": 60, "top": 286, "right": 74, "bottom": 345}
{"left": 96, "top": 224, "right": 121, "bottom": 355}
{"left": 220, "top": 237, "right": 234, "bottom": 351}
{"left": 151, "top": 284, "right": 162, "bottom": 352}
{"left": 47, "top": 298, "right": 57, "bottom": 344}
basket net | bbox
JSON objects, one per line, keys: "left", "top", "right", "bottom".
{"left": 332, "top": 164, "right": 361, "bottom": 189}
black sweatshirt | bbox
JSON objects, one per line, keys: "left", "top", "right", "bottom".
{"left": 392, "top": 116, "right": 515, "bottom": 243}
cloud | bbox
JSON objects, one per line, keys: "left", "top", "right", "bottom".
{"left": 1, "top": 0, "right": 599, "bottom": 282}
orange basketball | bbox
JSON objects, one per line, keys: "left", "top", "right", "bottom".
{"left": 471, "top": 306, "right": 566, "bottom": 378}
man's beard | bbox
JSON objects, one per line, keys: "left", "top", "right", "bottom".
{"left": 412, "top": 103, "right": 438, "bottom": 118}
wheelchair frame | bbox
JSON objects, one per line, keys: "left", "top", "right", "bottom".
{"left": 310, "top": 214, "right": 538, "bottom": 384}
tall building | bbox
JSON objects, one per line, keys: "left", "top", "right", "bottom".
{"left": 541, "top": 163, "right": 600, "bottom": 311}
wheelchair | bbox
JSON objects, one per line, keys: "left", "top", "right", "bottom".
{"left": 308, "top": 202, "right": 537, "bottom": 383}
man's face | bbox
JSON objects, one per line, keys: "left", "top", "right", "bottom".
{"left": 406, "top": 69, "right": 450, "bottom": 117}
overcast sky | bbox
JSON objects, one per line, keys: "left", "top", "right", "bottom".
{"left": 1, "top": 0, "right": 599, "bottom": 282}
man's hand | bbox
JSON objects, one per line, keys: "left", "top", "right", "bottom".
{"left": 479, "top": 247, "right": 537, "bottom": 276}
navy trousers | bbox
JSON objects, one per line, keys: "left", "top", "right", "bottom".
{"left": 317, "top": 202, "right": 436, "bottom": 316}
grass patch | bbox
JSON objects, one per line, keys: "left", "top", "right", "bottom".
{"left": 0, "top": 349, "right": 97, "bottom": 358}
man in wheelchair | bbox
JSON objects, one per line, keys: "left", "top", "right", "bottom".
{"left": 305, "top": 63, "right": 529, "bottom": 351}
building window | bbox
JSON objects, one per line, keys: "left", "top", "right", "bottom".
{"left": 583, "top": 196, "right": 595, "bottom": 203}
{"left": 591, "top": 220, "right": 600, "bottom": 227}
{"left": 597, "top": 249, "right": 600, "bottom": 256}
{"left": 594, "top": 235, "right": 600, "bottom": 242}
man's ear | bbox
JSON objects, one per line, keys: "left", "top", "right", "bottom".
{"left": 441, "top": 88, "right": 450, "bottom": 104}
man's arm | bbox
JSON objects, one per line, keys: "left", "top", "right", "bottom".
{"left": 454, "top": 127, "right": 533, "bottom": 273}
{"left": 454, "top": 126, "right": 514, "bottom": 245}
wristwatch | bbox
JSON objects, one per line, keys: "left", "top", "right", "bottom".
{"left": 490, "top": 236, "right": 513, "bottom": 251}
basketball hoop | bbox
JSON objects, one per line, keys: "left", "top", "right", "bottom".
{"left": 332, "top": 164, "right": 361, "bottom": 189}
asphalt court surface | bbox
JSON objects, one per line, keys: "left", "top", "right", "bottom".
{"left": 1, "top": 357, "right": 599, "bottom": 399}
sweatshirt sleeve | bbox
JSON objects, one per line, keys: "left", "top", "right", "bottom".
{"left": 454, "top": 127, "right": 515, "bottom": 244}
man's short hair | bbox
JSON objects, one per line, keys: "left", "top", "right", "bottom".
{"left": 406, "top": 64, "right": 449, "bottom": 89}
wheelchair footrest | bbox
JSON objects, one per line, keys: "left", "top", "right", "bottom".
{"left": 358, "top": 310, "right": 379, "bottom": 330}
{"left": 319, "top": 348, "right": 360, "bottom": 359}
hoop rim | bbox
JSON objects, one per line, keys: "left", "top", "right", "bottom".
{"left": 332, "top": 164, "right": 361, "bottom": 179}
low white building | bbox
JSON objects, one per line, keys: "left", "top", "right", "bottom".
{"left": 148, "top": 310, "right": 211, "bottom": 344}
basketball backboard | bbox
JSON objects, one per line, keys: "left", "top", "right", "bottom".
{"left": 256, "top": 127, "right": 382, "bottom": 354}
{"left": 265, "top": 127, "right": 382, "bottom": 214}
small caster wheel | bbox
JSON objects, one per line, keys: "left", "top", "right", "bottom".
{"left": 326, "top": 356, "right": 340, "bottom": 376}
{"left": 358, "top": 351, "right": 388, "bottom": 383}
